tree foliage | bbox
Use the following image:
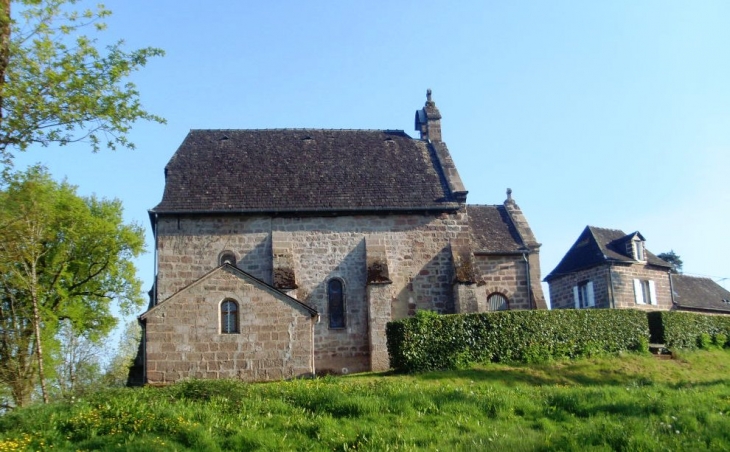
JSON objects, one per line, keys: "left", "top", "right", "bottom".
{"left": 0, "top": 0, "right": 165, "bottom": 166}
{"left": 0, "top": 166, "right": 145, "bottom": 407}
{"left": 103, "top": 319, "right": 141, "bottom": 388}
{"left": 50, "top": 319, "right": 105, "bottom": 400}
{"left": 657, "top": 250, "right": 683, "bottom": 274}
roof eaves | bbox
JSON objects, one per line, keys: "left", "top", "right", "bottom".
{"left": 150, "top": 204, "right": 463, "bottom": 216}
{"left": 544, "top": 261, "right": 608, "bottom": 282}
{"left": 674, "top": 304, "right": 730, "bottom": 314}
{"left": 474, "top": 248, "right": 531, "bottom": 256}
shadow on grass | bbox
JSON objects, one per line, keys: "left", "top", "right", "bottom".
{"left": 410, "top": 355, "right": 730, "bottom": 389}
{"left": 412, "top": 364, "right": 652, "bottom": 387}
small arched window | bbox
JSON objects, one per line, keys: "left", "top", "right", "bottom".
{"left": 487, "top": 293, "right": 509, "bottom": 311}
{"left": 219, "top": 251, "right": 236, "bottom": 266}
{"left": 221, "top": 299, "right": 239, "bottom": 334}
{"left": 328, "top": 279, "right": 345, "bottom": 329}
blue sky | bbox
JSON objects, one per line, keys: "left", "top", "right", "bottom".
{"left": 12, "top": 0, "right": 730, "bottom": 320}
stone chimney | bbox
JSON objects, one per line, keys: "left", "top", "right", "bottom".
{"left": 415, "top": 89, "right": 442, "bottom": 142}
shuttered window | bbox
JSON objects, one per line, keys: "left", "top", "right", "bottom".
{"left": 633, "top": 279, "right": 657, "bottom": 305}
{"left": 573, "top": 281, "right": 595, "bottom": 308}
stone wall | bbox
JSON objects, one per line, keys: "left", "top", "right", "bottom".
{"left": 548, "top": 266, "right": 611, "bottom": 309}
{"left": 153, "top": 209, "right": 540, "bottom": 374}
{"left": 155, "top": 211, "right": 472, "bottom": 374}
{"left": 143, "top": 266, "right": 315, "bottom": 384}
{"left": 548, "top": 264, "right": 672, "bottom": 310}
{"left": 473, "top": 255, "right": 532, "bottom": 310}
{"left": 610, "top": 265, "right": 672, "bottom": 310}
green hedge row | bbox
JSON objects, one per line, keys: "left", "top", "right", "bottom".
{"left": 386, "top": 309, "right": 650, "bottom": 372}
{"left": 648, "top": 311, "right": 730, "bottom": 349}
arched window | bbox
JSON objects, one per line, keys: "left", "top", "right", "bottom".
{"left": 487, "top": 293, "right": 509, "bottom": 311}
{"left": 221, "top": 299, "right": 239, "bottom": 334}
{"left": 328, "top": 279, "right": 345, "bottom": 329}
{"left": 219, "top": 251, "right": 236, "bottom": 266}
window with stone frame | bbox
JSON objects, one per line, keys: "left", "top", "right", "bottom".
{"left": 219, "top": 251, "right": 237, "bottom": 266}
{"left": 487, "top": 292, "right": 509, "bottom": 311}
{"left": 573, "top": 280, "right": 595, "bottom": 308}
{"left": 221, "top": 299, "right": 239, "bottom": 334}
{"left": 328, "top": 278, "right": 346, "bottom": 329}
{"left": 633, "top": 279, "right": 657, "bottom": 305}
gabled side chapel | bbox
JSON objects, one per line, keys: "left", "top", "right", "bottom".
{"left": 134, "top": 91, "right": 547, "bottom": 385}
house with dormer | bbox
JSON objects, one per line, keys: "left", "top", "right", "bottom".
{"left": 544, "top": 226, "right": 674, "bottom": 310}
{"left": 132, "top": 91, "right": 547, "bottom": 385}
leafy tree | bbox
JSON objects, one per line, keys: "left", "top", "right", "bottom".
{"left": 0, "top": 0, "right": 165, "bottom": 167}
{"left": 657, "top": 250, "right": 683, "bottom": 274}
{"left": 51, "top": 319, "right": 105, "bottom": 400}
{"left": 0, "top": 166, "right": 145, "bottom": 407}
{"left": 102, "top": 319, "right": 141, "bottom": 387}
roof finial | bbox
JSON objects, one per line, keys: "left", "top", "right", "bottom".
{"left": 426, "top": 88, "right": 432, "bottom": 103}
{"left": 506, "top": 188, "right": 513, "bottom": 201}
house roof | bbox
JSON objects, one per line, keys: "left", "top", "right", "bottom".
{"left": 151, "top": 129, "right": 464, "bottom": 215}
{"left": 544, "top": 226, "right": 671, "bottom": 281}
{"left": 672, "top": 274, "right": 730, "bottom": 313}
{"left": 467, "top": 205, "right": 525, "bottom": 253}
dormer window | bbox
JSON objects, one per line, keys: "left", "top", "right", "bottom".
{"left": 633, "top": 239, "right": 645, "bottom": 261}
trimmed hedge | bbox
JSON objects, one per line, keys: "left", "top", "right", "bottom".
{"left": 647, "top": 311, "right": 730, "bottom": 349}
{"left": 386, "top": 309, "right": 650, "bottom": 372}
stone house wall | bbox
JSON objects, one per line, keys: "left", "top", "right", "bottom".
{"left": 548, "top": 266, "right": 611, "bottom": 309}
{"left": 610, "top": 265, "right": 672, "bottom": 310}
{"left": 548, "top": 264, "right": 672, "bottom": 310}
{"left": 143, "top": 266, "right": 315, "bottom": 384}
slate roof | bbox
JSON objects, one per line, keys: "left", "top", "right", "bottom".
{"left": 544, "top": 226, "right": 672, "bottom": 281}
{"left": 152, "top": 129, "right": 462, "bottom": 214}
{"left": 467, "top": 205, "right": 525, "bottom": 253}
{"left": 672, "top": 274, "right": 730, "bottom": 313}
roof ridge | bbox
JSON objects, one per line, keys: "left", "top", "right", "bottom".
{"left": 587, "top": 225, "right": 626, "bottom": 234}
{"left": 189, "top": 128, "right": 409, "bottom": 133}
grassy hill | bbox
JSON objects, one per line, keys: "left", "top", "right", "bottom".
{"left": 2, "top": 350, "right": 730, "bottom": 451}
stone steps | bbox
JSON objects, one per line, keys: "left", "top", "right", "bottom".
{"left": 649, "top": 343, "right": 671, "bottom": 358}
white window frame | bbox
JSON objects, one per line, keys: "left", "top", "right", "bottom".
{"left": 573, "top": 281, "right": 595, "bottom": 308}
{"left": 633, "top": 279, "right": 656, "bottom": 305}
{"left": 633, "top": 240, "right": 645, "bottom": 261}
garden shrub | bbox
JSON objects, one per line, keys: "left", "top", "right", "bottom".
{"left": 386, "top": 309, "right": 650, "bottom": 372}
{"left": 699, "top": 333, "right": 713, "bottom": 350}
{"left": 647, "top": 311, "right": 730, "bottom": 350}
{"left": 714, "top": 333, "right": 728, "bottom": 349}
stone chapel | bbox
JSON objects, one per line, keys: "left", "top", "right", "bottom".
{"left": 132, "top": 91, "right": 547, "bottom": 385}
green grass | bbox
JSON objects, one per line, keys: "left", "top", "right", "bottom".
{"left": 2, "top": 350, "right": 730, "bottom": 451}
